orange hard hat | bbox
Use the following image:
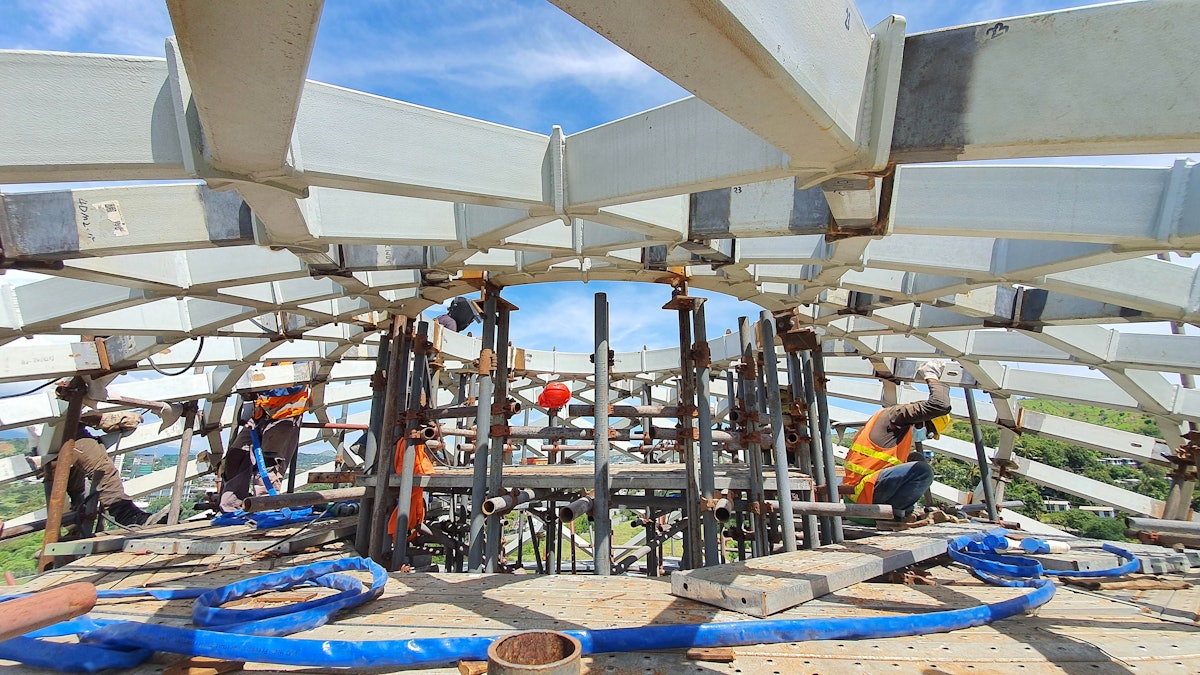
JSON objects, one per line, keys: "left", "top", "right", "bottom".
{"left": 537, "top": 382, "right": 571, "bottom": 409}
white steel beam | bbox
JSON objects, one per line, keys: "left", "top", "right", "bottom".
{"left": 890, "top": 1, "right": 1200, "bottom": 162}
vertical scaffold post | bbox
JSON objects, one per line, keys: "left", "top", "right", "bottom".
{"left": 593, "top": 292, "right": 613, "bottom": 575}
{"left": 726, "top": 370, "right": 748, "bottom": 561}
{"left": 812, "top": 349, "right": 844, "bottom": 543}
{"left": 355, "top": 330, "right": 391, "bottom": 557}
{"left": 468, "top": 293, "right": 499, "bottom": 572}
{"left": 799, "top": 352, "right": 830, "bottom": 544}
{"left": 787, "top": 353, "right": 818, "bottom": 549}
{"left": 964, "top": 387, "right": 999, "bottom": 522}
{"left": 759, "top": 312, "right": 797, "bottom": 552}
{"left": 737, "top": 317, "right": 769, "bottom": 557}
{"left": 672, "top": 292, "right": 701, "bottom": 569}
{"left": 641, "top": 383, "right": 659, "bottom": 576}
{"left": 693, "top": 300, "right": 719, "bottom": 566}
{"left": 368, "top": 317, "right": 410, "bottom": 564}
{"left": 38, "top": 378, "right": 86, "bottom": 573}
{"left": 392, "top": 320, "right": 431, "bottom": 571}
{"left": 167, "top": 402, "right": 198, "bottom": 526}
{"left": 485, "top": 303, "right": 513, "bottom": 572}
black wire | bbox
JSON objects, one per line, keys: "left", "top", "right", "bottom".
{"left": 147, "top": 337, "right": 206, "bottom": 376}
{"left": 0, "top": 378, "right": 58, "bottom": 399}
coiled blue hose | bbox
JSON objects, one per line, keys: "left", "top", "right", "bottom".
{"left": 1, "top": 528, "right": 1083, "bottom": 672}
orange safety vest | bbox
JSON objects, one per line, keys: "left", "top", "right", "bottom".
{"left": 254, "top": 387, "right": 310, "bottom": 420}
{"left": 844, "top": 410, "right": 912, "bottom": 505}
{"left": 388, "top": 439, "right": 436, "bottom": 541}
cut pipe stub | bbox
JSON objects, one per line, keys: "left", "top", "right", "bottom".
{"left": 487, "top": 630, "right": 582, "bottom": 674}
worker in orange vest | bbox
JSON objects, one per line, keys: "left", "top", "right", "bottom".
{"left": 219, "top": 376, "right": 311, "bottom": 513}
{"left": 843, "top": 360, "right": 951, "bottom": 520}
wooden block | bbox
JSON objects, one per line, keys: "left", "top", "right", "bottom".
{"left": 671, "top": 523, "right": 986, "bottom": 617}
{"left": 163, "top": 656, "right": 244, "bottom": 675}
{"left": 457, "top": 660, "right": 487, "bottom": 675}
{"left": 686, "top": 647, "right": 735, "bottom": 662}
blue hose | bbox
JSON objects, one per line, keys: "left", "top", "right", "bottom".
{"left": 1, "top": 527, "right": 1084, "bottom": 672}
{"left": 249, "top": 426, "right": 278, "bottom": 497}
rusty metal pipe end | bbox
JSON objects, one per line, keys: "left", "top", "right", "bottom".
{"left": 487, "top": 630, "right": 581, "bottom": 675}
{"left": 713, "top": 498, "right": 733, "bottom": 523}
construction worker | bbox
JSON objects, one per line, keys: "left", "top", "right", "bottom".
{"left": 35, "top": 412, "right": 150, "bottom": 528}
{"left": 843, "top": 359, "right": 951, "bottom": 520}
{"left": 218, "top": 378, "right": 310, "bottom": 513}
{"left": 435, "top": 297, "right": 481, "bottom": 332}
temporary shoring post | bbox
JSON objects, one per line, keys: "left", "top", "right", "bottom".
{"left": 485, "top": 304, "right": 512, "bottom": 572}
{"left": 641, "top": 383, "right": 659, "bottom": 576}
{"left": 468, "top": 292, "right": 499, "bottom": 571}
{"left": 368, "top": 317, "right": 409, "bottom": 564}
{"left": 355, "top": 329, "right": 391, "bottom": 556}
{"left": 392, "top": 320, "right": 431, "bottom": 571}
{"left": 593, "top": 292, "right": 613, "bottom": 575}
{"left": 737, "top": 317, "right": 769, "bottom": 556}
{"left": 800, "top": 352, "right": 832, "bottom": 544}
{"left": 674, "top": 293, "right": 702, "bottom": 568}
{"left": 726, "top": 370, "right": 748, "bottom": 561}
{"left": 759, "top": 313, "right": 797, "bottom": 552}
{"left": 694, "top": 300, "right": 720, "bottom": 566}
{"left": 811, "top": 350, "right": 844, "bottom": 543}
{"left": 964, "top": 387, "right": 999, "bottom": 521}
{"left": 166, "top": 402, "right": 198, "bottom": 526}
{"left": 38, "top": 378, "right": 86, "bottom": 573}
{"left": 788, "top": 353, "right": 819, "bottom": 549}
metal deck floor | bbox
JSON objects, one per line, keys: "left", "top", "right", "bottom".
{"left": 3, "top": 525, "right": 1198, "bottom": 674}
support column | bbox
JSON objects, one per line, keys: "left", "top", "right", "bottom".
{"left": 38, "top": 378, "right": 86, "bottom": 573}
{"left": 737, "top": 317, "right": 769, "bottom": 556}
{"left": 668, "top": 291, "right": 701, "bottom": 569}
{"left": 468, "top": 293, "right": 498, "bottom": 572}
{"left": 693, "top": 300, "right": 720, "bottom": 565}
{"left": 355, "top": 330, "right": 391, "bottom": 557}
{"left": 964, "top": 387, "right": 999, "bottom": 521}
{"left": 641, "top": 383, "right": 659, "bottom": 576}
{"left": 593, "top": 292, "right": 613, "bottom": 576}
{"left": 392, "top": 321, "right": 431, "bottom": 571}
{"left": 788, "top": 353, "right": 818, "bottom": 549}
{"left": 485, "top": 302, "right": 514, "bottom": 572}
{"left": 368, "top": 318, "right": 410, "bottom": 564}
{"left": 166, "top": 402, "right": 198, "bottom": 526}
{"left": 758, "top": 313, "right": 797, "bottom": 552}
{"left": 812, "top": 350, "right": 844, "bottom": 543}
{"left": 799, "top": 352, "right": 829, "bottom": 544}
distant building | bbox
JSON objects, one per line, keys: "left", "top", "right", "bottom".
{"left": 1098, "top": 457, "right": 1138, "bottom": 468}
{"left": 1079, "top": 505, "right": 1116, "bottom": 519}
{"left": 1044, "top": 500, "right": 1071, "bottom": 513}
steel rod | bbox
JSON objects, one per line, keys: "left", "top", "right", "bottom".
{"left": 0, "top": 581, "right": 97, "bottom": 642}
{"left": 167, "top": 402, "right": 198, "bottom": 526}
{"left": 811, "top": 349, "right": 844, "bottom": 543}
{"left": 964, "top": 387, "right": 999, "bottom": 522}
{"left": 367, "top": 319, "right": 408, "bottom": 564}
{"left": 468, "top": 293, "right": 498, "bottom": 572}
{"left": 759, "top": 312, "right": 797, "bottom": 552}
{"left": 485, "top": 305, "right": 512, "bottom": 572}
{"left": 593, "top": 292, "right": 613, "bottom": 575}
{"left": 799, "top": 352, "right": 831, "bottom": 545}
{"left": 244, "top": 486, "right": 366, "bottom": 513}
{"left": 788, "top": 352, "right": 818, "bottom": 549}
{"left": 392, "top": 321, "right": 431, "bottom": 571}
{"left": 355, "top": 330, "right": 391, "bottom": 557}
{"left": 676, "top": 297, "right": 701, "bottom": 569}
{"left": 694, "top": 300, "right": 720, "bottom": 566}
{"left": 1126, "top": 516, "right": 1200, "bottom": 536}
{"left": 737, "top": 317, "right": 769, "bottom": 557}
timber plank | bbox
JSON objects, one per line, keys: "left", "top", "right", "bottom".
{"left": 670, "top": 523, "right": 985, "bottom": 617}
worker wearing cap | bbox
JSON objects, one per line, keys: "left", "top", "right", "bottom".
{"left": 435, "top": 297, "right": 481, "bottom": 332}
{"left": 844, "top": 359, "right": 951, "bottom": 520}
{"left": 35, "top": 412, "right": 150, "bottom": 527}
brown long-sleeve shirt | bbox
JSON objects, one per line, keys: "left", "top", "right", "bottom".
{"left": 866, "top": 380, "right": 952, "bottom": 449}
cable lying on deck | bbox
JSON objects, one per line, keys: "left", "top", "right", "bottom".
{"left": 2, "top": 527, "right": 1149, "bottom": 672}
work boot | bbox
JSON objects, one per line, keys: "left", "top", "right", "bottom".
{"left": 108, "top": 499, "right": 150, "bottom": 527}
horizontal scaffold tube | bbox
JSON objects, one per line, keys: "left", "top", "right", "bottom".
{"left": 481, "top": 489, "right": 541, "bottom": 517}
{"left": 560, "top": 496, "right": 594, "bottom": 521}
{"left": 767, "top": 500, "right": 895, "bottom": 520}
{"left": 613, "top": 519, "right": 689, "bottom": 574}
{"left": 958, "top": 501, "right": 1024, "bottom": 513}
{"left": 568, "top": 405, "right": 696, "bottom": 418}
{"left": 243, "top": 487, "right": 365, "bottom": 513}
{"left": 507, "top": 426, "right": 637, "bottom": 441}
{"left": 429, "top": 402, "right": 522, "bottom": 420}
{"left": 1126, "top": 516, "right": 1200, "bottom": 536}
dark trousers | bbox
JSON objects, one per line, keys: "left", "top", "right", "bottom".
{"left": 872, "top": 461, "right": 934, "bottom": 516}
{"left": 219, "top": 416, "right": 302, "bottom": 512}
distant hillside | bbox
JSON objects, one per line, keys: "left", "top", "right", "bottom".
{"left": 0, "top": 438, "right": 28, "bottom": 459}
{"left": 1019, "top": 400, "right": 1162, "bottom": 438}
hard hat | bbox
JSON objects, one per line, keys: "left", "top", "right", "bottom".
{"left": 537, "top": 382, "right": 571, "bottom": 410}
{"left": 926, "top": 414, "right": 951, "bottom": 440}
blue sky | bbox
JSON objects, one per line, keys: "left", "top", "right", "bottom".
{"left": 1, "top": 1, "right": 1195, "bottom": 378}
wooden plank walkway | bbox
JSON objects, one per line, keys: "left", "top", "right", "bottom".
{"left": 41, "top": 516, "right": 358, "bottom": 557}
